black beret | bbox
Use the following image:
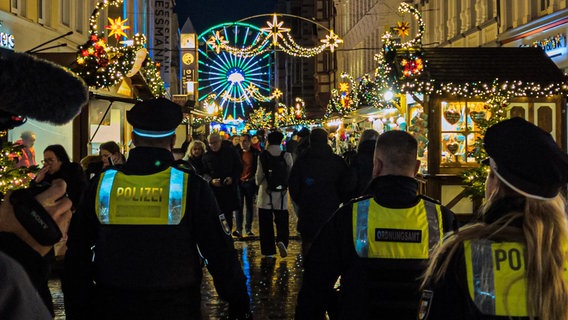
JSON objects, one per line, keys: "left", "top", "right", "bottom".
{"left": 484, "top": 117, "right": 568, "bottom": 199}
{"left": 127, "top": 98, "right": 183, "bottom": 138}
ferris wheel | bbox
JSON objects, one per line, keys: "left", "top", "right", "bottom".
{"left": 198, "top": 22, "right": 273, "bottom": 121}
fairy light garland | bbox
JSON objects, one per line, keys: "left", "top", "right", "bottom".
{"left": 208, "top": 14, "right": 343, "bottom": 58}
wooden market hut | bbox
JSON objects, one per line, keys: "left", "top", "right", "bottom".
{"left": 412, "top": 47, "right": 566, "bottom": 217}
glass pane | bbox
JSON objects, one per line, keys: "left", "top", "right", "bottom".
{"left": 408, "top": 104, "right": 428, "bottom": 173}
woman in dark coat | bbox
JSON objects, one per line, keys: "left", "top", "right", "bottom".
{"left": 32, "top": 144, "right": 87, "bottom": 211}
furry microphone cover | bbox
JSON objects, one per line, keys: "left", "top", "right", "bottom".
{"left": 0, "top": 52, "right": 89, "bottom": 125}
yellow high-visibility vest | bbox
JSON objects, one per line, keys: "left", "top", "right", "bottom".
{"left": 352, "top": 198, "right": 443, "bottom": 259}
{"left": 464, "top": 239, "right": 568, "bottom": 316}
{"left": 96, "top": 167, "right": 188, "bottom": 225}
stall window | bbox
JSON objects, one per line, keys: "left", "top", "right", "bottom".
{"left": 440, "top": 101, "right": 485, "bottom": 168}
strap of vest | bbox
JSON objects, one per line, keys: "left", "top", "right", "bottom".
{"left": 354, "top": 199, "right": 370, "bottom": 257}
{"left": 98, "top": 168, "right": 186, "bottom": 225}
{"left": 423, "top": 200, "right": 441, "bottom": 251}
{"left": 468, "top": 239, "right": 498, "bottom": 315}
{"left": 98, "top": 169, "right": 118, "bottom": 224}
{"left": 167, "top": 168, "right": 185, "bottom": 223}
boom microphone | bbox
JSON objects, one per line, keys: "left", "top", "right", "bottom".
{"left": 0, "top": 52, "right": 88, "bottom": 126}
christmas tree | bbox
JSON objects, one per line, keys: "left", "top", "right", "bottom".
{"left": 0, "top": 140, "right": 38, "bottom": 197}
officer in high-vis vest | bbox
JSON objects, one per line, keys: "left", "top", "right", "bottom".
{"left": 419, "top": 118, "right": 568, "bottom": 320}
{"left": 64, "top": 98, "right": 252, "bottom": 320}
{"left": 295, "top": 130, "right": 457, "bottom": 320}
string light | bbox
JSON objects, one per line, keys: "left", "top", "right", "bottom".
{"left": 208, "top": 13, "right": 343, "bottom": 58}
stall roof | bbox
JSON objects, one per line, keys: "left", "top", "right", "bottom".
{"left": 421, "top": 47, "right": 566, "bottom": 84}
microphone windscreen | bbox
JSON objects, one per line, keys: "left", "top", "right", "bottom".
{"left": 0, "top": 52, "right": 88, "bottom": 125}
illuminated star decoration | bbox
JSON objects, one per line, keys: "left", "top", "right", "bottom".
{"left": 339, "top": 82, "right": 349, "bottom": 92}
{"left": 320, "top": 30, "right": 344, "bottom": 53}
{"left": 260, "top": 14, "right": 291, "bottom": 44}
{"left": 393, "top": 21, "right": 410, "bottom": 38}
{"left": 206, "top": 31, "right": 229, "bottom": 54}
{"left": 105, "top": 17, "right": 130, "bottom": 41}
{"left": 272, "top": 88, "right": 283, "bottom": 99}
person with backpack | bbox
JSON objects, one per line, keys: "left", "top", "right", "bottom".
{"left": 255, "top": 131, "right": 293, "bottom": 257}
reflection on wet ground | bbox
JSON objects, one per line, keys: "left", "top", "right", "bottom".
{"left": 50, "top": 239, "right": 304, "bottom": 320}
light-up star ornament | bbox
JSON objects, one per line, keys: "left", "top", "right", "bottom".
{"left": 260, "top": 14, "right": 291, "bottom": 44}
{"left": 206, "top": 31, "right": 229, "bottom": 54}
{"left": 272, "top": 88, "right": 283, "bottom": 99}
{"left": 393, "top": 21, "right": 410, "bottom": 38}
{"left": 105, "top": 17, "right": 130, "bottom": 41}
{"left": 339, "top": 82, "right": 349, "bottom": 92}
{"left": 320, "top": 30, "right": 344, "bottom": 53}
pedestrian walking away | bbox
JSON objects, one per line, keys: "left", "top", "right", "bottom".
{"left": 256, "top": 131, "right": 292, "bottom": 257}
{"left": 289, "top": 128, "right": 352, "bottom": 256}
{"left": 295, "top": 130, "right": 457, "bottom": 320}
{"left": 419, "top": 117, "right": 568, "bottom": 320}
{"left": 63, "top": 98, "right": 252, "bottom": 320}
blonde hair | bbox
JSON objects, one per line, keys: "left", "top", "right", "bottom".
{"left": 422, "top": 180, "right": 568, "bottom": 320}
{"left": 183, "top": 140, "right": 206, "bottom": 160}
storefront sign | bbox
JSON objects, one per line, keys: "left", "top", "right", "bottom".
{"left": 0, "top": 21, "right": 15, "bottom": 50}
{"left": 520, "top": 34, "right": 566, "bottom": 57}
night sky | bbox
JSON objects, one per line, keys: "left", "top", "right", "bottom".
{"left": 175, "top": 0, "right": 279, "bottom": 34}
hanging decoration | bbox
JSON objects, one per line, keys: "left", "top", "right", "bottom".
{"left": 198, "top": 22, "right": 274, "bottom": 120}
{"left": 207, "top": 13, "right": 343, "bottom": 58}
{"left": 74, "top": 0, "right": 166, "bottom": 97}
{"left": 105, "top": 17, "right": 130, "bottom": 41}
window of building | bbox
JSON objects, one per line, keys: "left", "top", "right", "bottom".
{"left": 440, "top": 100, "right": 485, "bottom": 168}
{"left": 11, "top": 0, "right": 26, "bottom": 16}
{"left": 540, "top": 0, "right": 550, "bottom": 11}
{"left": 38, "top": 0, "right": 51, "bottom": 25}
{"left": 75, "top": 0, "right": 83, "bottom": 33}
{"left": 61, "top": 0, "right": 70, "bottom": 27}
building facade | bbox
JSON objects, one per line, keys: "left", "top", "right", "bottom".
{"left": 1, "top": 0, "right": 181, "bottom": 161}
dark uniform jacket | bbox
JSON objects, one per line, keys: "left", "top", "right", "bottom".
{"left": 295, "top": 175, "right": 457, "bottom": 320}
{"left": 63, "top": 147, "right": 250, "bottom": 320}
{"left": 422, "top": 197, "right": 531, "bottom": 320}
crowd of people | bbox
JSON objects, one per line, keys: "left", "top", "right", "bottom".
{"left": 4, "top": 99, "right": 568, "bottom": 320}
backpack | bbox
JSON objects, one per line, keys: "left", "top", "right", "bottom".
{"left": 260, "top": 150, "right": 289, "bottom": 192}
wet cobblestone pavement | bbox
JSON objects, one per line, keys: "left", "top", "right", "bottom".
{"left": 50, "top": 238, "right": 304, "bottom": 319}
{"left": 50, "top": 204, "right": 305, "bottom": 319}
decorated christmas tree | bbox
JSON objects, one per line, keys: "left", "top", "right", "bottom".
{"left": 0, "top": 140, "right": 38, "bottom": 197}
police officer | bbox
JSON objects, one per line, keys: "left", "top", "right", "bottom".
{"left": 419, "top": 117, "right": 568, "bottom": 320}
{"left": 64, "top": 98, "right": 252, "bottom": 320}
{"left": 295, "top": 130, "right": 457, "bottom": 319}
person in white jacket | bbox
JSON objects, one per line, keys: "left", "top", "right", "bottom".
{"left": 255, "top": 131, "right": 293, "bottom": 257}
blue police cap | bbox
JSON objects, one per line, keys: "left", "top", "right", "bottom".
{"left": 127, "top": 98, "right": 183, "bottom": 138}
{"left": 484, "top": 117, "right": 568, "bottom": 199}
